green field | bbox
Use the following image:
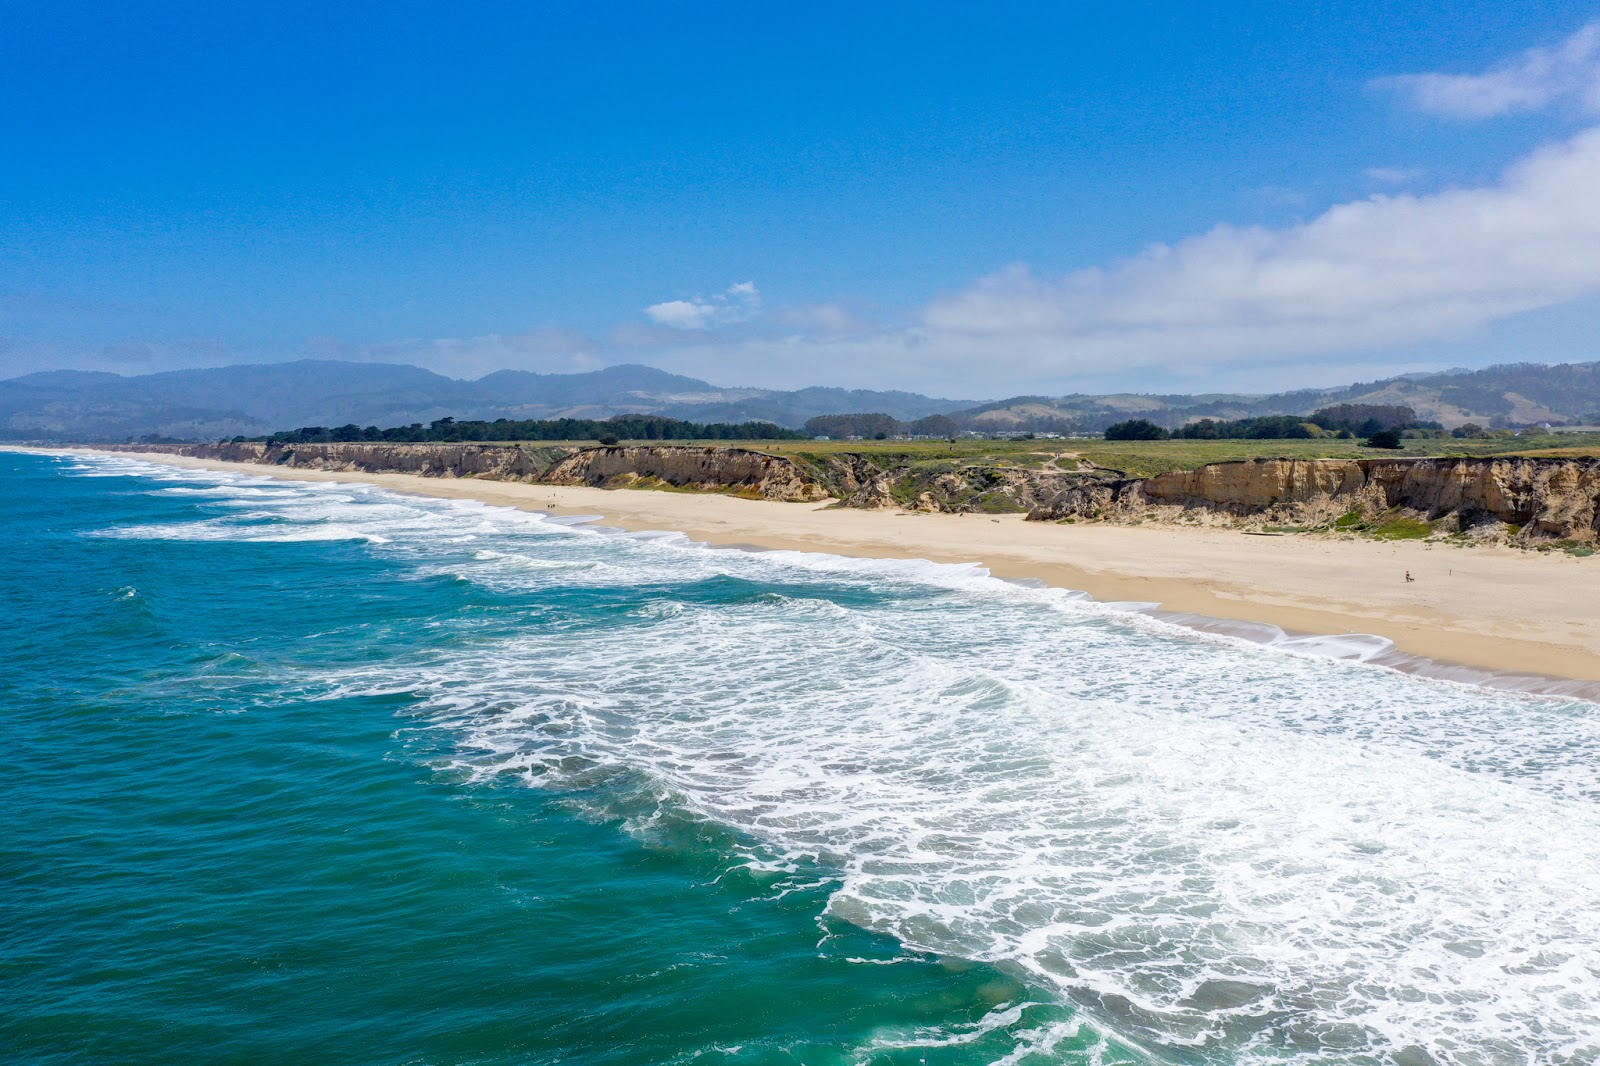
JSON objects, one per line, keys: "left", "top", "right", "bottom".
{"left": 491, "top": 432, "right": 1600, "bottom": 479}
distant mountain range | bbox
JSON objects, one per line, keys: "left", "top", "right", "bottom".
{"left": 957, "top": 361, "right": 1600, "bottom": 434}
{"left": 2, "top": 358, "right": 1598, "bottom": 441}
{"left": 0, "top": 361, "right": 974, "bottom": 441}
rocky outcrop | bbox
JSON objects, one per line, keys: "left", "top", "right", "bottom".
{"left": 794, "top": 455, "right": 1118, "bottom": 512}
{"left": 540, "top": 445, "right": 829, "bottom": 501}
{"left": 804, "top": 452, "right": 902, "bottom": 508}
{"left": 1027, "top": 457, "right": 1600, "bottom": 541}
{"left": 1363, "top": 458, "right": 1600, "bottom": 538}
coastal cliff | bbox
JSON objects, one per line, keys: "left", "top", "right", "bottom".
{"left": 189, "top": 440, "right": 570, "bottom": 480}
{"left": 134, "top": 441, "right": 1098, "bottom": 513}
{"left": 158, "top": 441, "right": 833, "bottom": 502}
{"left": 108, "top": 443, "right": 1600, "bottom": 543}
{"left": 540, "top": 445, "right": 828, "bottom": 501}
{"left": 1028, "top": 457, "right": 1600, "bottom": 542}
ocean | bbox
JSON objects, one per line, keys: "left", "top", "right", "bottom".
{"left": 3, "top": 448, "right": 1599, "bottom": 1065}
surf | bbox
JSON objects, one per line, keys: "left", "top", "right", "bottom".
{"left": 10, "top": 450, "right": 1599, "bottom": 1065}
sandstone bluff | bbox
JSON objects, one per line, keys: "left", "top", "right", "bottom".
{"left": 118, "top": 442, "right": 1600, "bottom": 544}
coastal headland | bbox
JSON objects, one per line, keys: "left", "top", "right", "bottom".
{"left": 40, "top": 442, "right": 1600, "bottom": 690}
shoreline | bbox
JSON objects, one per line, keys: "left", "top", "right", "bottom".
{"left": 25, "top": 446, "right": 1600, "bottom": 693}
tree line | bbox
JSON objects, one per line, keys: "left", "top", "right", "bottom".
{"left": 242, "top": 414, "right": 807, "bottom": 446}
{"left": 801, "top": 413, "right": 960, "bottom": 439}
{"left": 1103, "top": 404, "right": 1445, "bottom": 446}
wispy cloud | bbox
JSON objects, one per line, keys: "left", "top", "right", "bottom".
{"left": 23, "top": 22, "right": 1600, "bottom": 397}
{"left": 1373, "top": 21, "right": 1600, "bottom": 118}
{"left": 919, "top": 126, "right": 1600, "bottom": 370}
{"left": 629, "top": 122, "right": 1600, "bottom": 394}
{"left": 644, "top": 281, "right": 762, "bottom": 330}
{"left": 21, "top": 107, "right": 1600, "bottom": 394}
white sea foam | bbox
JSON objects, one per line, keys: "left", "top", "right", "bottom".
{"left": 155, "top": 485, "right": 309, "bottom": 498}
{"left": 421, "top": 600, "right": 1600, "bottom": 1064}
{"left": 90, "top": 519, "right": 387, "bottom": 543}
{"left": 68, "top": 451, "right": 1600, "bottom": 1064}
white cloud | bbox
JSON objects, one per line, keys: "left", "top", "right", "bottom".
{"left": 644, "top": 281, "right": 762, "bottom": 329}
{"left": 29, "top": 73, "right": 1600, "bottom": 396}
{"left": 1373, "top": 21, "right": 1600, "bottom": 118}
{"left": 603, "top": 125, "right": 1600, "bottom": 395}
{"left": 915, "top": 125, "right": 1600, "bottom": 373}
{"left": 642, "top": 300, "right": 715, "bottom": 329}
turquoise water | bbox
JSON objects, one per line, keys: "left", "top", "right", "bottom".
{"left": 3, "top": 450, "right": 1599, "bottom": 1065}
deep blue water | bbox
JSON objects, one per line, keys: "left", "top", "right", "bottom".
{"left": 3, "top": 449, "right": 1599, "bottom": 1065}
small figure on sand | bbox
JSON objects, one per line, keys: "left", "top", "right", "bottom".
{"left": 1405, "top": 571, "right": 1414, "bottom": 583}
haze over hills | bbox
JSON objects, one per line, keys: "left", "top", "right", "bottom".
{"left": 2, "top": 358, "right": 1599, "bottom": 441}
{"left": 0, "top": 361, "right": 975, "bottom": 441}
{"left": 960, "top": 361, "right": 1600, "bottom": 434}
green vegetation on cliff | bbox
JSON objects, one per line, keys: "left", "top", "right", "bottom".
{"left": 776, "top": 431, "right": 1600, "bottom": 478}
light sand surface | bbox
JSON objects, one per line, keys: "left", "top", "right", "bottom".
{"left": 44, "top": 448, "right": 1600, "bottom": 685}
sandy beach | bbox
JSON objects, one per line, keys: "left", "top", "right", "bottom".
{"left": 48, "top": 447, "right": 1600, "bottom": 687}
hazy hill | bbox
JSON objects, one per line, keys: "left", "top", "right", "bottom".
{"left": 657, "top": 387, "right": 979, "bottom": 427}
{"left": 0, "top": 361, "right": 477, "bottom": 441}
{"left": 0, "top": 360, "right": 972, "bottom": 441}
{"left": 474, "top": 365, "right": 730, "bottom": 409}
{"left": 950, "top": 362, "right": 1600, "bottom": 434}
{"left": 4, "top": 358, "right": 1597, "bottom": 441}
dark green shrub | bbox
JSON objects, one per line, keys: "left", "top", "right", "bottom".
{"left": 1104, "top": 419, "right": 1169, "bottom": 441}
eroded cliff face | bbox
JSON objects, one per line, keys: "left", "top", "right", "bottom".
{"left": 126, "top": 441, "right": 1084, "bottom": 512}
{"left": 144, "top": 441, "right": 833, "bottom": 502}
{"left": 540, "top": 445, "right": 829, "bottom": 502}
{"left": 187, "top": 440, "right": 571, "bottom": 481}
{"left": 1363, "top": 458, "right": 1600, "bottom": 539}
{"left": 1028, "top": 457, "right": 1600, "bottom": 541}
{"left": 106, "top": 443, "right": 1600, "bottom": 542}
{"left": 1142, "top": 459, "right": 1370, "bottom": 511}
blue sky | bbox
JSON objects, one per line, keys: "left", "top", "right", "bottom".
{"left": 4, "top": 1, "right": 1600, "bottom": 397}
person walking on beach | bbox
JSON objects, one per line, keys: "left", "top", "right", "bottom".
{"left": 1405, "top": 571, "right": 1414, "bottom": 582}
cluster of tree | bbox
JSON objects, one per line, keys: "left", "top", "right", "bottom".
{"left": 802, "top": 413, "right": 960, "bottom": 439}
{"left": 1448, "top": 422, "right": 1559, "bottom": 439}
{"left": 1307, "top": 404, "right": 1432, "bottom": 436}
{"left": 1172, "top": 415, "right": 1322, "bottom": 440}
{"left": 246, "top": 415, "right": 806, "bottom": 446}
{"left": 1101, "top": 419, "right": 1170, "bottom": 441}
{"left": 1106, "top": 415, "right": 1341, "bottom": 442}
{"left": 1105, "top": 403, "right": 1445, "bottom": 447}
